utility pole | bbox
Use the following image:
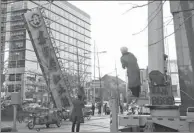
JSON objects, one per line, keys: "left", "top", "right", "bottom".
{"left": 93, "top": 41, "right": 96, "bottom": 104}
{"left": 76, "top": 40, "right": 80, "bottom": 89}
{"left": 0, "top": 0, "right": 2, "bottom": 128}
{"left": 96, "top": 47, "right": 103, "bottom": 115}
{"left": 115, "top": 60, "right": 120, "bottom": 113}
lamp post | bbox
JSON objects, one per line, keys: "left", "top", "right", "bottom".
{"left": 0, "top": 0, "right": 2, "bottom": 127}
{"left": 84, "top": 47, "right": 106, "bottom": 106}
{"left": 96, "top": 49, "right": 107, "bottom": 116}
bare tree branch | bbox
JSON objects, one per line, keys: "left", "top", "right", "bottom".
{"left": 149, "top": 12, "right": 194, "bottom": 46}
{"left": 122, "top": 1, "right": 155, "bottom": 15}
{"left": 132, "top": 0, "right": 166, "bottom": 36}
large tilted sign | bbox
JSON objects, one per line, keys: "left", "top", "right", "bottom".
{"left": 149, "top": 71, "right": 174, "bottom": 106}
{"left": 23, "top": 8, "right": 72, "bottom": 108}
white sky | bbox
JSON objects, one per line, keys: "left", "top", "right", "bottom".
{"left": 68, "top": 1, "right": 177, "bottom": 81}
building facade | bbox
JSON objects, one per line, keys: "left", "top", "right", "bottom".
{"left": 168, "top": 60, "right": 180, "bottom": 98}
{"left": 1, "top": 1, "right": 91, "bottom": 100}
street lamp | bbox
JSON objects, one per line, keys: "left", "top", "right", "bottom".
{"left": 84, "top": 47, "right": 107, "bottom": 106}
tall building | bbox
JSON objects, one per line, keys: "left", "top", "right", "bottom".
{"left": 1, "top": 1, "right": 92, "bottom": 100}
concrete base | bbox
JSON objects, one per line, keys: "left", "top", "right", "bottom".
{"left": 145, "top": 105, "right": 180, "bottom": 117}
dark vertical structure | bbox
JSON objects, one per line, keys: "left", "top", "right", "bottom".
{"left": 170, "top": 1, "right": 194, "bottom": 115}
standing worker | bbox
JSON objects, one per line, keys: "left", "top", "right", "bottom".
{"left": 70, "top": 94, "right": 85, "bottom": 132}
{"left": 120, "top": 47, "right": 141, "bottom": 105}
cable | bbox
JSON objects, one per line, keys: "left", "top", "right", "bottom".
{"left": 148, "top": 12, "right": 194, "bottom": 46}
{"left": 180, "top": 90, "right": 194, "bottom": 101}
{"left": 132, "top": 0, "right": 166, "bottom": 36}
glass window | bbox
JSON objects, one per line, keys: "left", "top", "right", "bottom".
{"left": 69, "top": 30, "right": 73, "bottom": 37}
{"left": 64, "top": 35, "right": 68, "bottom": 43}
{"left": 8, "top": 85, "right": 14, "bottom": 92}
{"left": 9, "top": 74, "right": 15, "bottom": 81}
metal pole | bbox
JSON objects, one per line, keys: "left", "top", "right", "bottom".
{"left": 115, "top": 60, "right": 120, "bottom": 114}
{"left": 96, "top": 48, "right": 103, "bottom": 116}
{"left": 0, "top": 0, "right": 2, "bottom": 128}
{"left": 15, "top": 60, "right": 17, "bottom": 92}
{"left": 76, "top": 40, "right": 80, "bottom": 89}
{"left": 93, "top": 41, "right": 96, "bottom": 104}
{"left": 12, "top": 104, "right": 17, "bottom": 132}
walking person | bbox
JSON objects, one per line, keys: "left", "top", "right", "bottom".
{"left": 70, "top": 95, "right": 85, "bottom": 132}
{"left": 91, "top": 103, "right": 95, "bottom": 116}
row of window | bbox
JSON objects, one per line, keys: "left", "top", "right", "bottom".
{"left": 10, "top": 31, "right": 25, "bottom": 36}
{"left": 8, "top": 60, "right": 25, "bottom": 68}
{"left": 51, "top": 27, "right": 91, "bottom": 46}
{"left": 43, "top": 4, "right": 90, "bottom": 29}
{"left": 9, "top": 73, "right": 22, "bottom": 81}
{"left": 10, "top": 1, "right": 26, "bottom": 11}
{"left": 7, "top": 84, "right": 21, "bottom": 92}
{"left": 49, "top": 18, "right": 91, "bottom": 38}
{"left": 10, "top": 40, "right": 25, "bottom": 50}
{"left": 9, "top": 51, "right": 25, "bottom": 61}
{"left": 47, "top": 10, "right": 90, "bottom": 32}
{"left": 50, "top": 1, "right": 90, "bottom": 25}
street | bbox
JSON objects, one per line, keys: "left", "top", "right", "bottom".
{"left": 2, "top": 115, "right": 110, "bottom": 132}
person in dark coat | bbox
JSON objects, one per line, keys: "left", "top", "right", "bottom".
{"left": 98, "top": 102, "right": 101, "bottom": 114}
{"left": 70, "top": 95, "right": 85, "bottom": 132}
{"left": 91, "top": 103, "right": 95, "bottom": 116}
{"left": 104, "top": 103, "right": 107, "bottom": 115}
{"left": 120, "top": 104, "right": 123, "bottom": 114}
{"left": 120, "top": 47, "right": 141, "bottom": 104}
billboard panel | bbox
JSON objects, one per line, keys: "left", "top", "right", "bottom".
{"left": 23, "top": 8, "right": 72, "bottom": 108}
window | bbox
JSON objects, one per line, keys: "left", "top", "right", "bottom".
{"left": 11, "top": 41, "right": 25, "bottom": 49}
{"left": 8, "top": 85, "right": 14, "bottom": 92}
{"left": 9, "top": 74, "right": 15, "bottom": 81}
{"left": 16, "top": 74, "right": 22, "bottom": 81}
{"left": 9, "top": 51, "right": 25, "bottom": 61}
{"left": 9, "top": 74, "right": 22, "bottom": 81}
{"left": 17, "top": 60, "right": 25, "bottom": 67}
{"left": 8, "top": 61, "right": 16, "bottom": 68}
{"left": 27, "top": 76, "right": 36, "bottom": 82}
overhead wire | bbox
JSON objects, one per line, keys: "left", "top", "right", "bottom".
{"left": 149, "top": 6, "right": 194, "bottom": 47}
{"left": 132, "top": 0, "right": 166, "bottom": 36}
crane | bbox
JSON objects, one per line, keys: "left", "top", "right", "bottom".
{"left": 117, "top": 1, "right": 194, "bottom": 132}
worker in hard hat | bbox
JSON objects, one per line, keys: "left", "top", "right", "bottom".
{"left": 120, "top": 46, "right": 141, "bottom": 105}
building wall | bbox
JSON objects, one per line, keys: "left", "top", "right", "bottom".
{"left": 2, "top": 1, "right": 91, "bottom": 99}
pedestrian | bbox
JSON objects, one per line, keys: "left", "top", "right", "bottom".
{"left": 104, "top": 103, "right": 107, "bottom": 115}
{"left": 98, "top": 102, "right": 101, "bottom": 114}
{"left": 120, "top": 104, "right": 123, "bottom": 114}
{"left": 120, "top": 47, "right": 141, "bottom": 105}
{"left": 91, "top": 103, "right": 95, "bottom": 116}
{"left": 70, "top": 95, "right": 85, "bottom": 132}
